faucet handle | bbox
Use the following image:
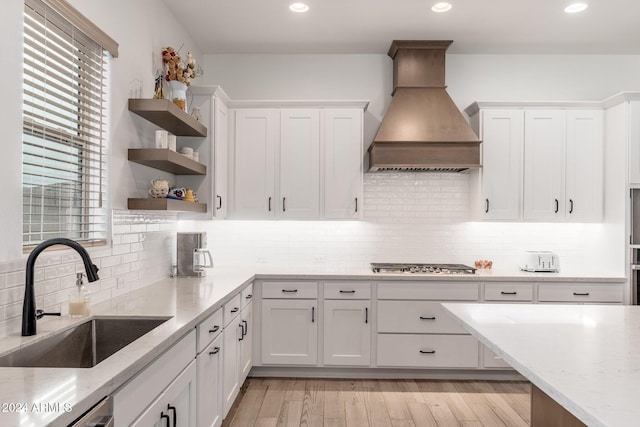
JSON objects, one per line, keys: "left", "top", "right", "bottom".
{"left": 36, "top": 309, "right": 61, "bottom": 319}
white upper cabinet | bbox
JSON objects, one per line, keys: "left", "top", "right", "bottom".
{"left": 627, "top": 101, "right": 640, "bottom": 184}
{"left": 279, "top": 109, "right": 320, "bottom": 218}
{"left": 479, "top": 109, "right": 524, "bottom": 220}
{"left": 231, "top": 102, "right": 367, "bottom": 220}
{"left": 213, "top": 98, "right": 229, "bottom": 218}
{"left": 467, "top": 101, "right": 604, "bottom": 223}
{"left": 323, "top": 109, "right": 363, "bottom": 219}
{"left": 565, "top": 110, "right": 603, "bottom": 222}
{"left": 233, "top": 109, "right": 278, "bottom": 219}
{"left": 523, "top": 110, "right": 567, "bottom": 221}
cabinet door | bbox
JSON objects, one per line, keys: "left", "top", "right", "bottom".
{"left": 480, "top": 109, "right": 523, "bottom": 220}
{"left": 629, "top": 102, "right": 640, "bottom": 184}
{"left": 132, "top": 361, "right": 197, "bottom": 427}
{"left": 323, "top": 109, "right": 363, "bottom": 219}
{"left": 523, "top": 110, "right": 566, "bottom": 221}
{"left": 261, "top": 299, "right": 318, "bottom": 365}
{"left": 213, "top": 97, "right": 229, "bottom": 218}
{"left": 240, "top": 300, "right": 253, "bottom": 382}
{"left": 197, "top": 334, "right": 223, "bottom": 427}
{"left": 223, "top": 314, "right": 242, "bottom": 416}
{"left": 323, "top": 300, "right": 370, "bottom": 366}
{"left": 279, "top": 109, "right": 320, "bottom": 218}
{"left": 234, "top": 109, "right": 278, "bottom": 218}
{"left": 565, "top": 110, "right": 603, "bottom": 222}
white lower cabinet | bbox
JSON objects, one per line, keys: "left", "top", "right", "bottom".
{"left": 113, "top": 331, "right": 196, "bottom": 427}
{"left": 223, "top": 297, "right": 243, "bottom": 417}
{"left": 197, "top": 333, "right": 223, "bottom": 427}
{"left": 261, "top": 298, "right": 318, "bottom": 365}
{"left": 240, "top": 300, "right": 253, "bottom": 382}
{"left": 537, "top": 283, "right": 624, "bottom": 303}
{"left": 483, "top": 345, "right": 512, "bottom": 369}
{"left": 132, "top": 361, "right": 197, "bottom": 427}
{"left": 377, "top": 334, "right": 479, "bottom": 368}
{"left": 323, "top": 299, "right": 370, "bottom": 366}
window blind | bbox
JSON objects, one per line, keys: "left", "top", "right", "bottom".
{"left": 23, "top": 0, "right": 112, "bottom": 248}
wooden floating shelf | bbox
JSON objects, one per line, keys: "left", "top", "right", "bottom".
{"left": 128, "top": 98, "right": 207, "bottom": 137}
{"left": 127, "top": 198, "right": 207, "bottom": 213}
{"left": 128, "top": 149, "right": 206, "bottom": 175}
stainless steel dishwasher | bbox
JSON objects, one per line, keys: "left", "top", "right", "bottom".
{"left": 69, "top": 397, "right": 113, "bottom": 427}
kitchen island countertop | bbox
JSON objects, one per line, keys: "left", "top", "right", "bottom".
{"left": 0, "top": 265, "right": 626, "bottom": 426}
{"left": 442, "top": 303, "right": 640, "bottom": 427}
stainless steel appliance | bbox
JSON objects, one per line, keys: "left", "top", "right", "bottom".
{"left": 69, "top": 397, "right": 113, "bottom": 426}
{"left": 177, "top": 232, "right": 213, "bottom": 277}
{"left": 371, "top": 263, "right": 476, "bottom": 274}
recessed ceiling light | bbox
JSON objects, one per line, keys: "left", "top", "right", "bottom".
{"left": 564, "top": 2, "right": 588, "bottom": 13}
{"left": 431, "top": 2, "right": 452, "bottom": 13}
{"left": 289, "top": 2, "right": 310, "bottom": 13}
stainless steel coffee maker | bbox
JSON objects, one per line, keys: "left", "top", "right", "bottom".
{"left": 176, "top": 232, "right": 213, "bottom": 277}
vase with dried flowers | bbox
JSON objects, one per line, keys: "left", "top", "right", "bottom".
{"left": 162, "top": 46, "right": 199, "bottom": 111}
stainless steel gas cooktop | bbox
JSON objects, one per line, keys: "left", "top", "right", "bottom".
{"left": 371, "top": 263, "right": 477, "bottom": 275}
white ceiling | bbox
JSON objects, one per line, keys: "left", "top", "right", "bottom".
{"left": 163, "top": 0, "right": 640, "bottom": 55}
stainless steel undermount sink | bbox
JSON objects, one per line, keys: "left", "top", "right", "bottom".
{"left": 0, "top": 316, "right": 171, "bottom": 368}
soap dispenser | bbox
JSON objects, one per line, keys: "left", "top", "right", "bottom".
{"left": 69, "top": 272, "right": 91, "bottom": 317}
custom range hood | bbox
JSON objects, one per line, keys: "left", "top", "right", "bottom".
{"left": 368, "top": 40, "right": 481, "bottom": 172}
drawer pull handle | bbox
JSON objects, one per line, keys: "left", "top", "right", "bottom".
{"left": 246, "top": 294, "right": 253, "bottom": 299}
{"left": 209, "top": 346, "right": 220, "bottom": 355}
{"left": 419, "top": 316, "right": 436, "bottom": 320}
{"left": 238, "top": 323, "right": 244, "bottom": 341}
{"left": 573, "top": 292, "right": 590, "bottom": 296}
{"left": 554, "top": 198, "right": 559, "bottom": 213}
{"left": 419, "top": 350, "right": 436, "bottom": 354}
{"left": 242, "top": 319, "right": 248, "bottom": 337}
{"left": 500, "top": 291, "right": 517, "bottom": 295}
{"left": 167, "top": 405, "right": 177, "bottom": 427}
{"left": 485, "top": 198, "right": 489, "bottom": 213}
{"left": 569, "top": 199, "right": 574, "bottom": 214}
{"left": 312, "top": 306, "right": 315, "bottom": 323}
{"left": 268, "top": 196, "right": 272, "bottom": 212}
{"left": 209, "top": 325, "right": 220, "bottom": 333}
{"left": 282, "top": 289, "right": 298, "bottom": 293}
{"left": 365, "top": 307, "right": 368, "bottom": 324}
{"left": 161, "top": 412, "right": 169, "bottom": 426}
{"left": 217, "top": 195, "right": 223, "bottom": 210}
{"left": 355, "top": 197, "right": 358, "bottom": 213}
{"left": 339, "top": 290, "right": 356, "bottom": 294}
{"left": 230, "top": 307, "right": 239, "bottom": 313}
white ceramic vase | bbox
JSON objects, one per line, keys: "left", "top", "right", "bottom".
{"left": 168, "top": 80, "right": 188, "bottom": 112}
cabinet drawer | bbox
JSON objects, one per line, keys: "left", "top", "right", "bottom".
{"left": 324, "top": 282, "right": 371, "bottom": 299}
{"left": 377, "top": 281, "right": 479, "bottom": 301}
{"left": 196, "top": 307, "right": 223, "bottom": 354}
{"left": 241, "top": 282, "right": 254, "bottom": 308}
{"left": 224, "top": 293, "right": 242, "bottom": 326}
{"left": 377, "top": 301, "right": 467, "bottom": 334}
{"left": 484, "top": 283, "right": 534, "bottom": 302}
{"left": 262, "top": 281, "right": 318, "bottom": 299}
{"left": 538, "top": 283, "right": 623, "bottom": 303}
{"left": 377, "top": 334, "right": 479, "bottom": 368}
{"left": 483, "top": 345, "right": 512, "bottom": 369}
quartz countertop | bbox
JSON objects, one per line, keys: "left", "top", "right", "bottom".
{"left": 441, "top": 303, "right": 640, "bottom": 427}
{"left": 0, "top": 265, "right": 626, "bottom": 426}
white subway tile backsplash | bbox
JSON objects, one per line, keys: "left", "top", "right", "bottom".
{"left": 0, "top": 209, "right": 177, "bottom": 337}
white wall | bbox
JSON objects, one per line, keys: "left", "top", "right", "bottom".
{"left": 194, "top": 52, "right": 636, "bottom": 276}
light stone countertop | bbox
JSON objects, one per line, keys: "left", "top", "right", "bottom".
{"left": 0, "top": 264, "right": 626, "bottom": 426}
{"left": 441, "top": 303, "right": 640, "bottom": 427}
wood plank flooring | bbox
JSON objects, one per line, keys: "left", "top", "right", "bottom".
{"left": 222, "top": 378, "right": 531, "bottom": 427}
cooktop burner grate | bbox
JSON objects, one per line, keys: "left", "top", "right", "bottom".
{"left": 371, "top": 263, "right": 477, "bottom": 274}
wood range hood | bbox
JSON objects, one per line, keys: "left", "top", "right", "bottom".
{"left": 368, "top": 40, "right": 481, "bottom": 172}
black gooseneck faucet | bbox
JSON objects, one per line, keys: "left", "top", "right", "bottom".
{"left": 21, "top": 238, "right": 100, "bottom": 336}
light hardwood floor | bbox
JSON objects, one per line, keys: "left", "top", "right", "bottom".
{"left": 222, "top": 378, "right": 531, "bottom": 427}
